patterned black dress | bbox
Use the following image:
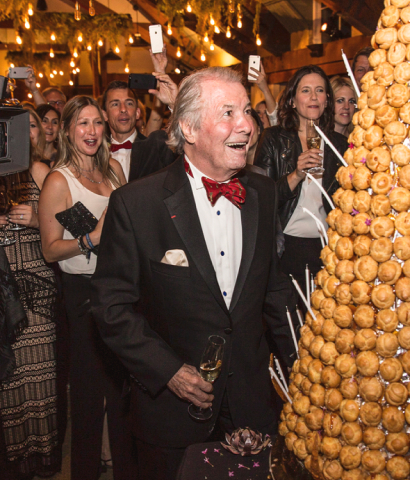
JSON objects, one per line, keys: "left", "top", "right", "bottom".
{"left": 0, "top": 170, "right": 60, "bottom": 478}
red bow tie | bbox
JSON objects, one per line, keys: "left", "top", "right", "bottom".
{"left": 184, "top": 158, "right": 246, "bottom": 209}
{"left": 110, "top": 140, "right": 133, "bottom": 153}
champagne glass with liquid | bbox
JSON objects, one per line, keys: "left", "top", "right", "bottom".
{"left": 188, "top": 335, "right": 225, "bottom": 421}
{"left": 0, "top": 178, "right": 16, "bottom": 246}
{"left": 304, "top": 119, "right": 325, "bottom": 175}
{"left": 7, "top": 173, "right": 26, "bottom": 231}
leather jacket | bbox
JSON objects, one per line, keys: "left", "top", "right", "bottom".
{"left": 254, "top": 126, "right": 348, "bottom": 229}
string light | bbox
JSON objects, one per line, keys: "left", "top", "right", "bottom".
{"left": 176, "top": 46, "right": 181, "bottom": 58}
{"left": 175, "top": 66, "right": 181, "bottom": 74}
{"left": 36, "top": 82, "right": 40, "bottom": 88}
{"left": 78, "top": 32, "right": 83, "bottom": 42}
{"left": 72, "top": 69, "right": 77, "bottom": 74}
{"left": 128, "top": 34, "right": 134, "bottom": 44}
{"left": 69, "top": 80, "right": 74, "bottom": 86}
{"left": 50, "top": 73, "right": 54, "bottom": 78}
{"left": 210, "top": 40, "right": 215, "bottom": 51}
{"left": 28, "top": 93, "right": 33, "bottom": 98}
{"left": 74, "top": 1, "right": 81, "bottom": 21}
{"left": 24, "top": 16, "right": 30, "bottom": 29}
{"left": 114, "top": 45, "right": 120, "bottom": 54}
{"left": 73, "top": 48, "right": 79, "bottom": 58}
{"left": 50, "top": 48, "right": 55, "bottom": 58}
{"left": 89, "top": 0, "right": 95, "bottom": 16}
{"left": 256, "top": 34, "right": 262, "bottom": 46}
{"left": 167, "top": 24, "right": 172, "bottom": 35}
{"left": 50, "top": 32, "right": 56, "bottom": 41}
{"left": 186, "top": 2, "right": 192, "bottom": 12}
{"left": 214, "top": 25, "right": 220, "bottom": 34}
{"left": 210, "top": 15, "right": 215, "bottom": 25}
{"left": 237, "top": 18, "right": 242, "bottom": 28}
{"left": 52, "top": 70, "right": 57, "bottom": 75}
{"left": 28, "top": 3, "right": 34, "bottom": 15}
{"left": 226, "top": 26, "right": 231, "bottom": 38}
{"left": 16, "top": 32, "right": 23, "bottom": 44}
{"left": 59, "top": 70, "right": 64, "bottom": 76}
{"left": 76, "top": 67, "right": 80, "bottom": 72}
{"left": 70, "top": 59, "right": 75, "bottom": 68}
{"left": 39, "top": 72, "right": 43, "bottom": 78}
{"left": 10, "top": 63, "right": 15, "bottom": 68}
{"left": 124, "top": 64, "right": 130, "bottom": 73}
{"left": 87, "top": 44, "right": 92, "bottom": 51}
{"left": 200, "top": 51, "right": 206, "bottom": 61}
{"left": 98, "top": 39, "right": 103, "bottom": 47}
{"left": 204, "top": 32, "right": 209, "bottom": 42}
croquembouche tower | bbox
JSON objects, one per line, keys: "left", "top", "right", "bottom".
{"left": 279, "top": 1, "right": 410, "bottom": 479}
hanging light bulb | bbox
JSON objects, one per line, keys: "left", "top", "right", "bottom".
{"left": 59, "top": 70, "right": 64, "bottom": 76}
{"left": 210, "top": 15, "right": 215, "bottom": 25}
{"left": 28, "top": 3, "right": 34, "bottom": 15}
{"left": 200, "top": 51, "right": 206, "bottom": 61}
{"left": 16, "top": 32, "right": 23, "bottom": 44}
{"left": 77, "top": 32, "right": 83, "bottom": 42}
{"left": 89, "top": 0, "right": 95, "bottom": 16}
{"left": 186, "top": 2, "right": 192, "bottom": 12}
{"left": 87, "top": 44, "right": 92, "bottom": 51}
{"left": 50, "top": 73, "right": 55, "bottom": 78}
{"left": 229, "top": 0, "right": 234, "bottom": 14}
{"left": 128, "top": 34, "right": 134, "bottom": 44}
{"left": 204, "top": 32, "right": 209, "bottom": 42}
{"left": 210, "top": 40, "right": 215, "bottom": 51}
{"left": 49, "top": 48, "right": 55, "bottom": 58}
{"left": 38, "top": 72, "right": 43, "bottom": 78}
{"left": 226, "top": 26, "right": 231, "bottom": 38}
{"left": 214, "top": 25, "right": 220, "bottom": 34}
{"left": 52, "top": 69, "right": 57, "bottom": 75}
{"left": 50, "top": 32, "right": 56, "bottom": 41}
{"left": 114, "top": 45, "right": 120, "bottom": 54}
{"left": 36, "top": 82, "right": 40, "bottom": 88}
{"left": 73, "top": 48, "right": 78, "bottom": 58}
{"left": 176, "top": 46, "right": 182, "bottom": 58}
{"left": 175, "top": 66, "right": 181, "bottom": 74}
{"left": 24, "top": 16, "right": 30, "bottom": 29}
{"left": 76, "top": 67, "right": 80, "bottom": 72}
{"left": 124, "top": 64, "right": 130, "bottom": 73}
{"left": 237, "top": 18, "right": 242, "bottom": 28}
{"left": 256, "top": 34, "right": 262, "bottom": 46}
{"left": 167, "top": 24, "right": 172, "bottom": 35}
{"left": 98, "top": 39, "right": 103, "bottom": 47}
{"left": 72, "top": 69, "right": 77, "bottom": 74}
{"left": 69, "top": 80, "right": 74, "bottom": 86}
{"left": 74, "top": 1, "right": 81, "bottom": 20}
{"left": 70, "top": 59, "right": 75, "bottom": 68}
{"left": 10, "top": 63, "right": 15, "bottom": 68}
{"left": 28, "top": 93, "right": 33, "bottom": 98}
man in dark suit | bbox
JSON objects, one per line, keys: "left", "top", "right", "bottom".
{"left": 92, "top": 66, "right": 296, "bottom": 480}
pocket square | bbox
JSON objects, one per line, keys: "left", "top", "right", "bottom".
{"left": 161, "top": 249, "right": 189, "bottom": 267}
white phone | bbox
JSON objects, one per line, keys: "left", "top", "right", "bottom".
{"left": 248, "top": 55, "right": 261, "bottom": 81}
{"left": 149, "top": 25, "right": 164, "bottom": 54}
{"left": 8, "top": 66, "right": 29, "bottom": 79}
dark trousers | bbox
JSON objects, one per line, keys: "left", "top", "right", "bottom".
{"left": 62, "top": 273, "right": 138, "bottom": 480}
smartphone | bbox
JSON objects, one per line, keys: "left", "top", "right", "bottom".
{"left": 149, "top": 24, "right": 164, "bottom": 54}
{"left": 128, "top": 74, "right": 157, "bottom": 90}
{"left": 8, "top": 67, "right": 29, "bottom": 79}
{"left": 248, "top": 55, "right": 261, "bottom": 81}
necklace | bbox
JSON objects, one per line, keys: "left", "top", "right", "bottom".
{"left": 79, "top": 165, "right": 96, "bottom": 174}
{"left": 80, "top": 172, "right": 103, "bottom": 184}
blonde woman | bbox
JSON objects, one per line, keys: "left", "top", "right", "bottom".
{"left": 39, "top": 96, "right": 137, "bottom": 480}
{"left": 330, "top": 75, "right": 357, "bottom": 137}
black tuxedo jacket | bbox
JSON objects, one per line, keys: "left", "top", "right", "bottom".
{"left": 91, "top": 157, "right": 296, "bottom": 448}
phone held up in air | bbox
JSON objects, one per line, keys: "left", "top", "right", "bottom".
{"left": 149, "top": 24, "right": 164, "bottom": 54}
{"left": 248, "top": 55, "right": 261, "bottom": 81}
{"left": 128, "top": 74, "right": 157, "bottom": 90}
{"left": 8, "top": 67, "right": 30, "bottom": 79}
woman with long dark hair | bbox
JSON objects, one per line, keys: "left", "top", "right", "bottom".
{"left": 254, "top": 65, "right": 348, "bottom": 297}
{"left": 36, "top": 104, "right": 60, "bottom": 167}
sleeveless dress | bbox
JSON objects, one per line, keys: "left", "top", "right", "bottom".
{"left": 0, "top": 170, "right": 60, "bottom": 478}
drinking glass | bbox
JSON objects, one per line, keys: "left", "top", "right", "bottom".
{"left": 304, "top": 119, "right": 324, "bottom": 175}
{"left": 0, "top": 178, "right": 16, "bottom": 246}
{"left": 188, "top": 335, "right": 225, "bottom": 421}
{"left": 7, "top": 173, "right": 26, "bottom": 231}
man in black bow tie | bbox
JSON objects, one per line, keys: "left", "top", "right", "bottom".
{"left": 92, "top": 67, "right": 297, "bottom": 480}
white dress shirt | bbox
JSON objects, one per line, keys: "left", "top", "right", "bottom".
{"left": 110, "top": 130, "right": 137, "bottom": 181}
{"left": 185, "top": 156, "right": 242, "bottom": 308}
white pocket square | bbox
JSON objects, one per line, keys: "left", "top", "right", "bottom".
{"left": 161, "top": 249, "right": 189, "bottom": 267}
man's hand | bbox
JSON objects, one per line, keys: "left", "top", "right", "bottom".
{"left": 24, "top": 65, "right": 38, "bottom": 93}
{"left": 149, "top": 73, "right": 179, "bottom": 109}
{"left": 167, "top": 364, "right": 214, "bottom": 408}
{"left": 150, "top": 46, "right": 168, "bottom": 74}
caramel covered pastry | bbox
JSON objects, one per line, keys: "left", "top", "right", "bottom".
{"left": 363, "top": 427, "right": 386, "bottom": 449}
{"left": 339, "top": 190, "right": 356, "bottom": 213}
{"left": 335, "top": 354, "right": 357, "bottom": 378}
{"left": 358, "top": 91, "right": 368, "bottom": 111}
{"left": 395, "top": 276, "right": 410, "bottom": 301}
{"left": 370, "top": 172, "right": 393, "bottom": 194}
{"left": 335, "top": 283, "right": 352, "bottom": 305}
{"left": 353, "top": 235, "right": 372, "bottom": 256}
{"left": 360, "top": 107, "right": 377, "bottom": 130}
{"left": 377, "top": 259, "right": 402, "bottom": 284}
{"left": 332, "top": 188, "right": 345, "bottom": 207}
{"left": 402, "top": 5, "right": 410, "bottom": 22}
{"left": 395, "top": 61, "right": 410, "bottom": 84}
{"left": 335, "top": 260, "right": 355, "bottom": 284}
{"left": 356, "top": 351, "right": 380, "bottom": 376}
{"left": 316, "top": 268, "right": 330, "bottom": 288}
{"left": 344, "top": 147, "right": 355, "bottom": 166}
{"left": 335, "top": 328, "right": 355, "bottom": 353}
{"left": 399, "top": 165, "right": 410, "bottom": 189}
{"left": 370, "top": 194, "right": 391, "bottom": 217}
{"left": 398, "top": 325, "right": 410, "bottom": 348}
{"left": 309, "top": 383, "right": 325, "bottom": 407}
{"left": 323, "top": 412, "right": 343, "bottom": 437}
{"left": 352, "top": 192, "right": 371, "bottom": 215}
{"left": 371, "top": 284, "right": 396, "bottom": 308}
{"left": 354, "top": 328, "right": 377, "bottom": 351}
{"left": 325, "top": 388, "right": 343, "bottom": 412}
{"left": 305, "top": 454, "right": 324, "bottom": 477}
{"left": 299, "top": 355, "right": 313, "bottom": 375}
{"left": 320, "top": 342, "right": 339, "bottom": 366}
{"left": 388, "top": 42, "right": 407, "bottom": 65}
{"left": 348, "top": 126, "right": 366, "bottom": 147}
{"left": 342, "top": 469, "right": 366, "bottom": 480}
{"left": 386, "top": 432, "right": 410, "bottom": 455}
{"left": 367, "top": 85, "right": 388, "bottom": 110}
{"left": 295, "top": 417, "right": 311, "bottom": 438}
{"left": 292, "top": 372, "right": 304, "bottom": 389}
{"left": 308, "top": 358, "right": 324, "bottom": 383}
{"left": 340, "top": 399, "right": 360, "bottom": 422}
{"left": 401, "top": 350, "right": 410, "bottom": 373}
{"left": 375, "top": 27, "right": 398, "bottom": 48}
{"left": 353, "top": 255, "right": 378, "bottom": 282}
{"left": 374, "top": 62, "right": 394, "bottom": 87}
{"left": 340, "top": 445, "right": 362, "bottom": 470}
{"left": 350, "top": 280, "right": 371, "bottom": 304}
{"left": 319, "top": 298, "right": 337, "bottom": 320}
{"left": 340, "top": 378, "right": 359, "bottom": 399}
{"left": 323, "top": 252, "right": 339, "bottom": 275}
{"left": 311, "top": 289, "right": 326, "bottom": 311}
{"left": 366, "top": 146, "right": 390, "bottom": 172}
{"left": 395, "top": 212, "right": 410, "bottom": 235}
{"left": 393, "top": 235, "right": 410, "bottom": 259}
{"left": 305, "top": 405, "right": 324, "bottom": 430}
{"left": 285, "top": 431, "right": 298, "bottom": 451}
{"left": 360, "top": 401, "right": 383, "bottom": 426}
{"left": 361, "top": 451, "right": 386, "bottom": 475}
{"left": 381, "top": 5, "right": 400, "bottom": 27}
{"left": 360, "top": 71, "right": 377, "bottom": 91}
{"left": 321, "top": 245, "right": 332, "bottom": 263}
{"left": 293, "top": 437, "right": 309, "bottom": 461}
{"left": 352, "top": 212, "right": 372, "bottom": 235}
{"left": 323, "top": 459, "right": 343, "bottom": 480}
{"left": 393, "top": 0, "right": 410, "bottom": 8}
{"left": 385, "top": 382, "right": 408, "bottom": 406}
{"left": 363, "top": 127, "right": 384, "bottom": 151}
{"left": 333, "top": 305, "right": 353, "bottom": 329}
{"left": 323, "top": 275, "right": 340, "bottom": 297}
{"left": 278, "top": 421, "right": 289, "bottom": 436}
{"left": 376, "top": 308, "right": 399, "bottom": 331}
{"left": 387, "top": 83, "right": 410, "bottom": 108}
{"left": 392, "top": 143, "right": 410, "bottom": 166}
{"left": 399, "top": 101, "right": 410, "bottom": 124}
{"left": 321, "top": 319, "right": 340, "bottom": 342}
{"left": 335, "top": 237, "right": 354, "bottom": 260}
{"left": 301, "top": 377, "right": 313, "bottom": 396}
{"left": 335, "top": 213, "right": 354, "bottom": 237}
{"left": 370, "top": 237, "right": 393, "bottom": 262}
{"left": 375, "top": 104, "right": 398, "bottom": 128}
{"left": 321, "top": 366, "right": 341, "bottom": 389}
{"left": 359, "top": 377, "right": 384, "bottom": 402}
{"left": 384, "top": 121, "right": 408, "bottom": 145}
{"left": 389, "top": 186, "right": 410, "bottom": 211}
{"left": 397, "top": 301, "right": 410, "bottom": 325}
{"left": 328, "top": 228, "right": 342, "bottom": 251}
{"left": 406, "top": 403, "right": 410, "bottom": 423}
{"left": 369, "top": 48, "right": 387, "bottom": 67}
{"left": 286, "top": 412, "right": 299, "bottom": 432}
{"left": 293, "top": 394, "right": 311, "bottom": 415}
{"left": 321, "top": 436, "right": 342, "bottom": 460}
{"left": 336, "top": 166, "right": 356, "bottom": 190}
{"left": 341, "top": 422, "right": 362, "bottom": 446}
{"left": 354, "top": 304, "right": 375, "bottom": 327}
{"left": 382, "top": 406, "right": 405, "bottom": 432}
{"left": 398, "top": 22, "right": 410, "bottom": 42}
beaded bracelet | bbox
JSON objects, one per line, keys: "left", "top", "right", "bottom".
{"left": 85, "top": 233, "right": 94, "bottom": 250}
{"left": 77, "top": 237, "right": 88, "bottom": 256}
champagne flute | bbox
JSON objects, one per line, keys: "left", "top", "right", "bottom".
{"left": 188, "top": 335, "right": 225, "bottom": 421}
{"left": 304, "top": 119, "right": 324, "bottom": 175}
{"left": 0, "top": 178, "right": 16, "bottom": 246}
{"left": 7, "top": 173, "right": 26, "bottom": 231}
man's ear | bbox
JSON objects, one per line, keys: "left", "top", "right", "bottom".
{"left": 102, "top": 110, "right": 108, "bottom": 122}
{"left": 135, "top": 107, "right": 141, "bottom": 121}
{"left": 180, "top": 120, "right": 196, "bottom": 145}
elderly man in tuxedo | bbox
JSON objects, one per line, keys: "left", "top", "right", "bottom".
{"left": 92, "top": 66, "right": 296, "bottom": 480}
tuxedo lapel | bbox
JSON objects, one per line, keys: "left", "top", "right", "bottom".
{"left": 163, "top": 159, "right": 229, "bottom": 314}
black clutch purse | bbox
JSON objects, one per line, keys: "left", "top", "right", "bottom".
{"left": 55, "top": 201, "right": 98, "bottom": 255}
